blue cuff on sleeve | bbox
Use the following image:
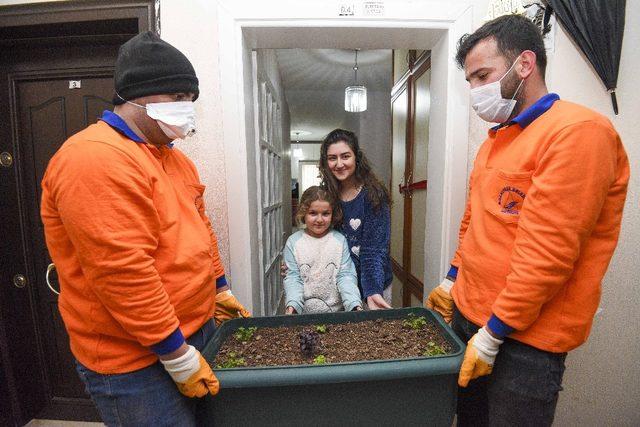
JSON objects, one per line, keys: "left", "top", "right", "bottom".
{"left": 216, "top": 275, "right": 228, "bottom": 289}
{"left": 487, "top": 314, "right": 514, "bottom": 338}
{"left": 447, "top": 265, "right": 458, "bottom": 280}
{"left": 150, "top": 328, "right": 185, "bottom": 355}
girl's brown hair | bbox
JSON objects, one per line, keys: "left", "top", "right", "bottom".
{"left": 319, "top": 128, "right": 390, "bottom": 211}
{"left": 295, "top": 186, "right": 343, "bottom": 227}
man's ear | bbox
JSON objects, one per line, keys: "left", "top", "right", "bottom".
{"left": 519, "top": 50, "right": 537, "bottom": 79}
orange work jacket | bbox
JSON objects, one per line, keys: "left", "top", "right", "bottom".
{"left": 41, "top": 121, "right": 224, "bottom": 373}
{"left": 451, "top": 99, "right": 629, "bottom": 353}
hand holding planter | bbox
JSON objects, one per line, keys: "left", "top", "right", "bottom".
{"left": 366, "top": 293, "right": 392, "bottom": 310}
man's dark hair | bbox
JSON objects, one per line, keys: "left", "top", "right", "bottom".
{"left": 455, "top": 14, "right": 547, "bottom": 77}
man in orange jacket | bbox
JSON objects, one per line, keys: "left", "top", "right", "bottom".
{"left": 41, "top": 32, "right": 250, "bottom": 426}
{"left": 426, "top": 15, "right": 629, "bottom": 426}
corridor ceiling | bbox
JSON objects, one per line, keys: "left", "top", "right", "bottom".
{"left": 276, "top": 49, "right": 393, "bottom": 141}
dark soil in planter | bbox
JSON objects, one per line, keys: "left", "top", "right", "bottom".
{"left": 214, "top": 316, "right": 453, "bottom": 368}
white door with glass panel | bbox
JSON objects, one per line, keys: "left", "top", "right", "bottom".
{"left": 252, "top": 52, "right": 285, "bottom": 315}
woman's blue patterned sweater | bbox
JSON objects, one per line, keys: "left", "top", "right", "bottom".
{"left": 338, "top": 188, "right": 393, "bottom": 298}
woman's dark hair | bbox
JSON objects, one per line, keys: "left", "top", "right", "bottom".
{"left": 455, "top": 14, "right": 547, "bottom": 77}
{"left": 319, "top": 129, "right": 390, "bottom": 211}
{"left": 295, "top": 185, "right": 343, "bottom": 227}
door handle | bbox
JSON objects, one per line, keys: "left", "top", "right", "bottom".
{"left": 46, "top": 263, "right": 60, "bottom": 295}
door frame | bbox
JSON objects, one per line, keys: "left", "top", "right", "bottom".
{"left": 0, "top": 2, "right": 156, "bottom": 424}
{"left": 216, "top": 0, "right": 472, "bottom": 312}
{"left": 390, "top": 51, "right": 432, "bottom": 306}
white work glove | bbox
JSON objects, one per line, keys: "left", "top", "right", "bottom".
{"left": 425, "top": 278, "right": 455, "bottom": 323}
{"left": 458, "top": 326, "right": 504, "bottom": 387}
{"left": 160, "top": 345, "right": 219, "bottom": 397}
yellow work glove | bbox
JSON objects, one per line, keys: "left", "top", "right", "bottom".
{"left": 160, "top": 345, "right": 219, "bottom": 398}
{"left": 458, "top": 326, "right": 503, "bottom": 387}
{"left": 425, "top": 278, "right": 455, "bottom": 323}
{"left": 214, "top": 289, "right": 251, "bottom": 326}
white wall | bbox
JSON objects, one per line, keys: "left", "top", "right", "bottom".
{"left": 159, "top": 1, "right": 232, "bottom": 272}
{"left": 460, "top": 0, "right": 640, "bottom": 424}
{"left": 548, "top": 11, "right": 640, "bottom": 426}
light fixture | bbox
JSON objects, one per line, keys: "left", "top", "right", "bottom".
{"left": 292, "top": 131, "right": 304, "bottom": 159}
{"left": 344, "top": 49, "right": 367, "bottom": 112}
{"left": 290, "top": 129, "right": 311, "bottom": 140}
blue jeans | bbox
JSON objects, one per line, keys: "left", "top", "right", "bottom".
{"left": 452, "top": 308, "right": 567, "bottom": 427}
{"left": 75, "top": 318, "right": 216, "bottom": 427}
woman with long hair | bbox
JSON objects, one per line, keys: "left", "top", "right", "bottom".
{"left": 319, "top": 128, "right": 393, "bottom": 310}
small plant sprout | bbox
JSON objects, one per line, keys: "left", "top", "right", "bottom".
{"left": 216, "top": 352, "right": 247, "bottom": 369}
{"left": 234, "top": 326, "right": 257, "bottom": 342}
{"left": 422, "top": 341, "right": 446, "bottom": 357}
{"left": 313, "top": 355, "right": 327, "bottom": 365}
{"left": 315, "top": 324, "right": 327, "bottom": 334}
{"left": 402, "top": 313, "right": 428, "bottom": 330}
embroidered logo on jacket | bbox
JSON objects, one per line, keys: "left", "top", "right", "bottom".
{"left": 497, "top": 186, "right": 526, "bottom": 215}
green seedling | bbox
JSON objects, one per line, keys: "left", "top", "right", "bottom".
{"left": 402, "top": 313, "right": 427, "bottom": 330}
{"left": 216, "top": 352, "right": 246, "bottom": 369}
{"left": 313, "top": 354, "right": 327, "bottom": 365}
{"left": 233, "top": 326, "right": 257, "bottom": 342}
{"left": 314, "top": 324, "right": 327, "bottom": 334}
{"left": 422, "top": 341, "right": 446, "bottom": 357}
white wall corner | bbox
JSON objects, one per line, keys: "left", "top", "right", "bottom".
{"left": 217, "top": 4, "right": 259, "bottom": 312}
{"left": 424, "top": 5, "right": 472, "bottom": 293}
{"left": 440, "top": 5, "right": 472, "bottom": 279}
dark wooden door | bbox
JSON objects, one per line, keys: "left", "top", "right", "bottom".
{"left": 1, "top": 44, "right": 119, "bottom": 423}
{"left": 0, "top": 3, "right": 154, "bottom": 424}
{"left": 19, "top": 74, "right": 114, "bottom": 419}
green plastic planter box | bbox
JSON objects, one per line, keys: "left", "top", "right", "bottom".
{"left": 199, "top": 307, "right": 465, "bottom": 426}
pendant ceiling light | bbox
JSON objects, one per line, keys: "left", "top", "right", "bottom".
{"left": 344, "top": 49, "right": 367, "bottom": 112}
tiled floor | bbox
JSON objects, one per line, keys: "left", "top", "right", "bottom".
{"left": 26, "top": 420, "right": 103, "bottom": 427}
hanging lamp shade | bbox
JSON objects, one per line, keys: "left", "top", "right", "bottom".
{"left": 345, "top": 85, "right": 367, "bottom": 112}
{"left": 344, "top": 49, "right": 367, "bottom": 112}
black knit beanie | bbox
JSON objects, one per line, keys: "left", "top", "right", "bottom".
{"left": 113, "top": 31, "right": 199, "bottom": 105}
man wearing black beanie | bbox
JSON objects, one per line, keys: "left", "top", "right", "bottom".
{"left": 41, "top": 31, "right": 250, "bottom": 426}
{"left": 113, "top": 31, "right": 200, "bottom": 106}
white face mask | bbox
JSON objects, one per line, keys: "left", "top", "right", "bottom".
{"left": 126, "top": 99, "right": 196, "bottom": 140}
{"left": 470, "top": 58, "right": 524, "bottom": 123}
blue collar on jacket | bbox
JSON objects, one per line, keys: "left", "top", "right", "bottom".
{"left": 492, "top": 93, "right": 560, "bottom": 131}
{"left": 99, "top": 110, "right": 144, "bottom": 143}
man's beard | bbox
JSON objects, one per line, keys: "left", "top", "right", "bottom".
{"left": 501, "top": 71, "right": 525, "bottom": 119}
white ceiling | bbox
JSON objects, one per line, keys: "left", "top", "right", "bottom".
{"left": 275, "top": 49, "right": 392, "bottom": 141}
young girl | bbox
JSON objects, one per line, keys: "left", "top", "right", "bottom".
{"left": 319, "top": 129, "right": 393, "bottom": 310}
{"left": 283, "top": 186, "right": 362, "bottom": 314}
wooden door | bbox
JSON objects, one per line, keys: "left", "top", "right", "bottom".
{"left": 390, "top": 51, "right": 431, "bottom": 307}
{"left": 0, "top": 4, "right": 154, "bottom": 423}
{"left": 0, "top": 41, "right": 125, "bottom": 424}
{"left": 19, "top": 73, "right": 114, "bottom": 420}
